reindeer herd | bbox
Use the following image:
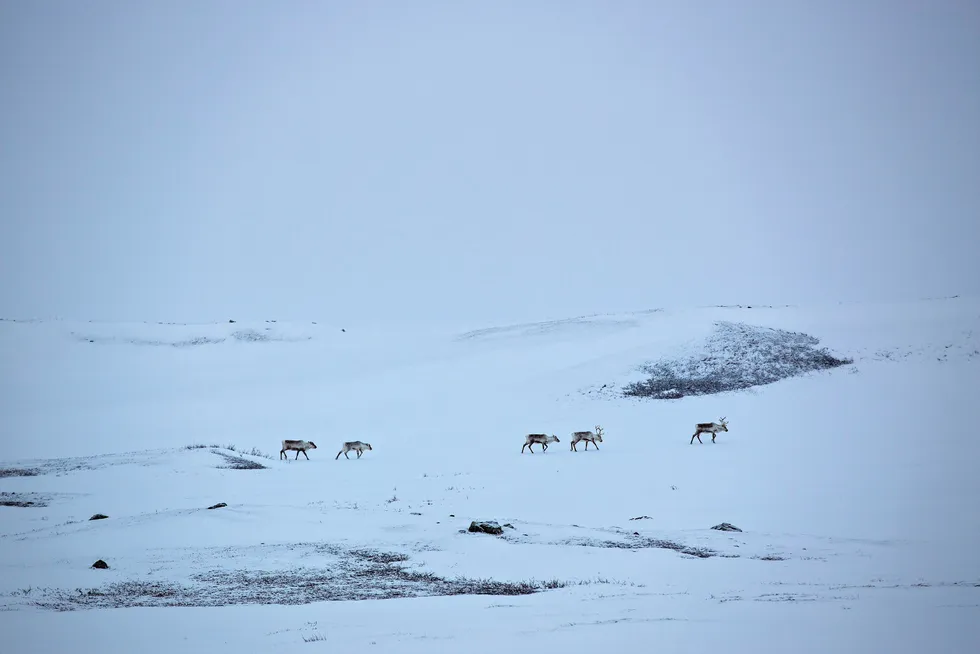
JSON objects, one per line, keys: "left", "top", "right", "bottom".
{"left": 278, "top": 418, "right": 729, "bottom": 462}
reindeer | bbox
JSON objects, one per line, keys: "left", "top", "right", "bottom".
{"left": 280, "top": 439, "right": 317, "bottom": 460}
{"left": 570, "top": 425, "right": 604, "bottom": 451}
{"left": 691, "top": 417, "right": 728, "bottom": 444}
{"left": 522, "top": 433, "right": 559, "bottom": 454}
{"left": 336, "top": 441, "right": 373, "bottom": 459}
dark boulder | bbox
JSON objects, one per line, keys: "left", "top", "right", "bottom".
{"left": 468, "top": 520, "right": 504, "bottom": 535}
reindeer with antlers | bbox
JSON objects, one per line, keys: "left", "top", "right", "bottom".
{"left": 691, "top": 417, "right": 728, "bottom": 444}
{"left": 570, "top": 425, "right": 604, "bottom": 452}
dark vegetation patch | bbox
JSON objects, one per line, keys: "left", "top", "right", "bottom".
{"left": 0, "top": 492, "right": 49, "bottom": 508}
{"left": 186, "top": 444, "right": 274, "bottom": 460}
{"left": 560, "top": 535, "right": 717, "bottom": 559}
{"left": 0, "top": 451, "right": 151, "bottom": 477}
{"left": 25, "top": 544, "right": 625, "bottom": 611}
{"left": 0, "top": 468, "right": 40, "bottom": 478}
{"left": 623, "top": 321, "right": 853, "bottom": 400}
{"left": 211, "top": 451, "right": 267, "bottom": 470}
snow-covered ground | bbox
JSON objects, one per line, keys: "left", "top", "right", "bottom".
{"left": 1, "top": 297, "right": 978, "bottom": 652}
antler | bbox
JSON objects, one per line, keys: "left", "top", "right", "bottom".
{"left": 720, "top": 416, "right": 727, "bottom": 423}
{"left": 595, "top": 425, "right": 604, "bottom": 435}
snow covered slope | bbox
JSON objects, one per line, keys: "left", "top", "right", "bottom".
{"left": 1, "top": 297, "right": 978, "bottom": 652}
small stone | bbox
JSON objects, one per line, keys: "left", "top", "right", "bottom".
{"left": 711, "top": 522, "right": 742, "bottom": 532}
{"left": 91, "top": 559, "right": 109, "bottom": 569}
{"left": 206, "top": 503, "right": 227, "bottom": 510}
{"left": 89, "top": 513, "right": 109, "bottom": 521}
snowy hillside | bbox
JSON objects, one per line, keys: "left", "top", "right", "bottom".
{"left": 1, "top": 297, "right": 978, "bottom": 652}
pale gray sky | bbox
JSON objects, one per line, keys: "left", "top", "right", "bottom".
{"left": 2, "top": 1, "right": 978, "bottom": 325}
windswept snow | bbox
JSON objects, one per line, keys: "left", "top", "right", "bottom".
{"left": 1, "top": 298, "right": 978, "bottom": 652}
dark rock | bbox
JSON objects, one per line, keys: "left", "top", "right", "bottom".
{"left": 468, "top": 520, "right": 504, "bottom": 536}
{"left": 410, "top": 512, "right": 422, "bottom": 516}
{"left": 91, "top": 559, "right": 109, "bottom": 569}
{"left": 711, "top": 522, "right": 742, "bottom": 532}
{"left": 89, "top": 513, "right": 109, "bottom": 521}
{"left": 207, "top": 503, "right": 227, "bottom": 510}
{"left": 503, "top": 523, "right": 515, "bottom": 529}
{"left": 629, "top": 515, "right": 652, "bottom": 521}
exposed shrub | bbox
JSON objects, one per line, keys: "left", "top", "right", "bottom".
{"left": 624, "top": 321, "right": 853, "bottom": 399}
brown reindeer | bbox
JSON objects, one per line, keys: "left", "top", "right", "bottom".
{"left": 336, "top": 441, "right": 373, "bottom": 459}
{"left": 570, "top": 425, "right": 604, "bottom": 451}
{"left": 522, "top": 433, "right": 559, "bottom": 453}
{"left": 281, "top": 439, "right": 317, "bottom": 460}
{"left": 691, "top": 417, "right": 728, "bottom": 444}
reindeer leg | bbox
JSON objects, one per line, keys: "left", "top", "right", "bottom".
{"left": 344, "top": 451, "right": 350, "bottom": 459}
{"left": 280, "top": 450, "right": 286, "bottom": 460}
{"left": 335, "top": 451, "right": 342, "bottom": 460}
{"left": 592, "top": 442, "right": 599, "bottom": 451}
{"left": 712, "top": 433, "right": 716, "bottom": 443}
{"left": 357, "top": 450, "right": 362, "bottom": 458}
{"left": 302, "top": 450, "right": 310, "bottom": 460}
{"left": 542, "top": 443, "right": 548, "bottom": 452}
{"left": 528, "top": 444, "right": 535, "bottom": 453}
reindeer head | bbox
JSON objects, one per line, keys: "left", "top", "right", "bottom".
{"left": 594, "top": 425, "right": 604, "bottom": 442}
{"left": 308, "top": 442, "right": 318, "bottom": 449}
{"left": 551, "top": 434, "right": 560, "bottom": 442}
{"left": 718, "top": 417, "right": 728, "bottom": 431}
{"left": 365, "top": 443, "right": 373, "bottom": 450}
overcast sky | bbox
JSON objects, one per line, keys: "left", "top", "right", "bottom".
{"left": 1, "top": 1, "right": 978, "bottom": 326}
